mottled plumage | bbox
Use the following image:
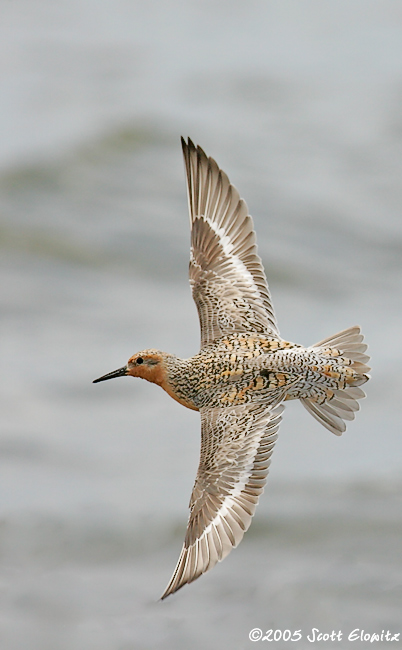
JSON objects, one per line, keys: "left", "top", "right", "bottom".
{"left": 93, "top": 138, "right": 370, "bottom": 599}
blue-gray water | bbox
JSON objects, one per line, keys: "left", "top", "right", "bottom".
{"left": 1, "top": 2, "right": 401, "bottom": 648}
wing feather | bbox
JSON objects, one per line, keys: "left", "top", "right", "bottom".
{"left": 182, "top": 138, "right": 279, "bottom": 347}
{"left": 161, "top": 403, "right": 283, "bottom": 599}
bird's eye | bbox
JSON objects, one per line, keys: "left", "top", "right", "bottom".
{"left": 136, "top": 357, "right": 144, "bottom": 365}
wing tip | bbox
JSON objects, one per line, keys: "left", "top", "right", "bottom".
{"left": 160, "top": 581, "right": 185, "bottom": 601}
{"left": 181, "top": 135, "right": 194, "bottom": 151}
{"left": 181, "top": 136, "right": 211, "bottom": 164}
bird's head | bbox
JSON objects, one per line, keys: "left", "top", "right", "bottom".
{"left": 93, "top": 350, "right": 166, "bottom": 385}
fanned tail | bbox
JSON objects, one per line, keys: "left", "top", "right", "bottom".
{"left": 301, "top": 326, "right": 370, "bottom": 436}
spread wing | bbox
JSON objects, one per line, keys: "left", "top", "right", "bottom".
{"left": 182, "top": 137, "right": 279, "bottom": 347}
{"left": 161, "top": 402, "right": 283, "bottom": 599}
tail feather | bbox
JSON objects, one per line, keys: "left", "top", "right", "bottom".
{"left": 328, "top": 398, "right": 357, "bottom": 418}
{"left": 302, "top": 326, "right": 370, "bottom": 435}
{"left": 313, "top": 326, "right": 362, "bottom": 347}
{"left": 350, "top": 362, "right": 371, "bottom": 376}
{"left": 301, "top": 399, "right": 346, "bottom": 436}
{"left": 336, "top": 386, "right": 365, "bottom": 400}
{"left": 313, "top": 325, "right": 370, "bottom": 367}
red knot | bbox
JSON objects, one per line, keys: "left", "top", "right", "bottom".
{"left": 93, "top": 138, "right": 370, "bottom": 599}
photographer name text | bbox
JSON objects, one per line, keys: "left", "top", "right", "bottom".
{"left": 248, "top": 628, "right": 400, "bottom": 643}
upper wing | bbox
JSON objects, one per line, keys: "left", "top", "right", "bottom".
{"left": 161, "top": 402, "right": 283, "bottom": 599}
{"left": 182, "top": 138, "right": 279, "bottom": 347}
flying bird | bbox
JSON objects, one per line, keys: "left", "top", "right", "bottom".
{"left": 93, "top": 138, "right": 370, "bottom": 599}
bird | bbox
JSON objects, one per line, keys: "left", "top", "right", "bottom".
{"left": 93, "top": 137, "right": 370, "bottom": 599}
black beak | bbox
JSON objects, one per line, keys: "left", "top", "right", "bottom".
{"left": 93, "top": 366, "right": 127, "bottom": 383}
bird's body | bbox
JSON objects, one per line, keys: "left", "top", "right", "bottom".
{"left": 94, "top": 138, "right": 370, "bottom": 599}
{"left": 131, "top": 333, "right": 366, "bottom": 413}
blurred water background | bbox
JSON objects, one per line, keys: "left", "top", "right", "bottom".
{"left": 1, "top": 1, "right": 402, "bottom": 648}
